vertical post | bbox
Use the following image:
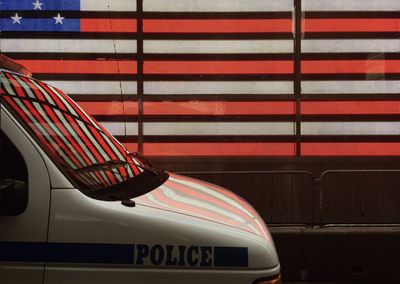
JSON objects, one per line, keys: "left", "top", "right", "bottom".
{"left": 313, "top": 178, "right": 323, "bottom": 226}
{"left": 0, "top": 68, "right": 3, "bottom": 149}
{"left": 294, "top": 0, "right": 302, "bottom": 157}
{"left": 137, "top": 0, "right": 144, "bottom": 154}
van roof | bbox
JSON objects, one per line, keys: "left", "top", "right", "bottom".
{"left": 0, "top": 54, "right": 32, "bottom": 77}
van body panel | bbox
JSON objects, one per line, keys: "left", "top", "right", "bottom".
{"left": 48, "top": 188, "right": 279, "bottom": 270}
{"left": 44, "top": 154, "right": 75, "bottom": 189}
{"left": 0, "top": 107, "right": 50, "bottom": 283}
{"left": 44, "top": 266, "right": 280, "bottom": 284}
{"left": 0, "top": 108, "right": 50, "bottom": 241}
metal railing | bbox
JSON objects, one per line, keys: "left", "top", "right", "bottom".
{"left": 177, "top": 169, "right": 400, "bottom": 227}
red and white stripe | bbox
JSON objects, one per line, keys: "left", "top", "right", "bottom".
{"left": 144, "top": 40, "right": 293, "bottom": 54}
{"left": 81, "top": 0, "right": 137, "bottom": 11}
{"left": 143, "top": 0, "right": 293, "bottom": 12}
{"left": 2, "top": 39, "right": 137, "bottom": 54}
{"left": 303, "top": 0, "right": 399, "bottom": 11}
{"left": 143, "top": 122, "right": 295, "bottom": 136}
{"left": 144, "top": 81, "right": 293, "bottom": 95}
{"left": 45, "top": 80, "right": 137, "bottom": 96}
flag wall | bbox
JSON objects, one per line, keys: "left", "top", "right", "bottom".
{"left": 301, "top": 0, "right": 400, "bottom": 156}
{"left": 1, "top": 0, "right": 399, "bottom": 157}
{"left": 141, "top": 0, "right": 296, "bottom": 157}
{"left": 0, "top": 0, "right": 139, "bottom": 152}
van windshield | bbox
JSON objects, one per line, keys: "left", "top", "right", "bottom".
{"left": 0, "top": 70, "right": 168, "bottom": 200}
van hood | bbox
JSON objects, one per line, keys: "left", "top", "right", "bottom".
{"left": 49, "top": 172, "right": 279, "bottom": 271}
{"left": 135, "top": 173, "right": 270, "bottom": 239}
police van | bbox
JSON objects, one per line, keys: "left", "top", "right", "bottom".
{"left": 0, "top": 55, "right": 280, "bottom": 284}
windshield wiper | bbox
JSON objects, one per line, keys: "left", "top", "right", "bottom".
{"left": 129, "top": 152, "right": 166, "bottom": 177}
{"left": 82, "top": 156, "right": 169, "bottom": 202}
{"left": 74, "top": 159, "right": 129, "bottom": 173}
{"left": 130, "top": 152, "right": 153, "bottom": 167}
{"left": 74, "top": 157, "right": 166, "bottom": 179}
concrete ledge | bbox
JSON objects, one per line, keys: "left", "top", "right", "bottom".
{"left": 270, "top": 226, "right": 400, "bottom": 283}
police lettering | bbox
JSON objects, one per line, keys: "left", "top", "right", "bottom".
{"left": 134, "top": 244, "right": 212, "bottom": 267}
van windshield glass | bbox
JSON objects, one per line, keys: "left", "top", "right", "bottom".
{"left": 0, "top": 71, "right": 166, "bottom": 200}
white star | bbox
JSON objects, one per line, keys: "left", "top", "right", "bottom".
{"left": 11, "top": 13, "right": 22, "bottom": 24}
{"left": 32, "top": 0, "right": 43, "bottom": 10}
{"left": 53, "top": 13, "right": 65, "bottom": 24}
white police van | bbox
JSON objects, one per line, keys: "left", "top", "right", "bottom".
{"left": 0, "top": 55, "right": 281, "bottom": 284}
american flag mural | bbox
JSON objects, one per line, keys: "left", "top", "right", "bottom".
{"left": 141, "top": 0, "right": 295, "bottom": 157}
{"left": 0, "top": 0, "right": 399, "bottom": 158}
{"left": 0, "top": 0, "right": 139, "bottom": 152}
{"left": 301, "top": 0, "right": 400, "bottom": 156}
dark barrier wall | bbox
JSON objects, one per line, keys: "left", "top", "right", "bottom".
{"left": 180, "top": 170, "right": 400, "bottom": 226}
{"left": 320, "top": 171, "right": 400, "bottom": 224}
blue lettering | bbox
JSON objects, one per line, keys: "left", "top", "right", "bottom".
{"left": 150, "top": 244, "right": 164, "bottom": 265}
{"left": 178, "top": 245, "right": 186, "bottom": 266}
{"left": 200, "top": 246, "right": 212, "bottom": 267}
{"left": 187, "top": 246, "right": 199, "bottom": 266}
{"left": 133, "top": 244, "right": 215, "bottom": 267}
{"left": 135, "top": 244, "right": 149, "bottom": 265}
{"left": 165, "top": 245, "right": 178, "bottom": 265}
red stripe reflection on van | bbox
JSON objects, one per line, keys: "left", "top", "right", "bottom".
{"left": 172, "top": 174, "right": 269, "bottom": 239}
{"left": 2, "top": 96, "right": 59, "bottom": 157}
{"left": 41, "top": 104, "right": 95, "bottom": 167}
{"left": 59, "top": 92, "right": 125, "bottom": 162}
{"left": 62, "top": 114, "right": 105, "bottom": 163}
{"left": 36, "top": 80, "right": 69, "bottom": 112}
{"left": 5, "top": 73, "right": 27, "bottom": 98}
{"left": 168, "top": 178, "right": 264, "bottom": 237}
{"left": 20, "top": 76, "right": 46, "bottom": 101}
{"left": 151, "top": 189, "right": 239, "bottom": 227}
{"left": 144, "top": 19, "right": 292, "bottom": 33}
{"left": 4, "top": 96, "right": 82, "bottom": 170}
{"left": 23, "top": 100, "right": 85, "bottom": 168}
{"left": 302, "top": 143, "right": 400, "bottom": 156}
{"left": 143, "top": 143, "right": 296, "bottom": 157}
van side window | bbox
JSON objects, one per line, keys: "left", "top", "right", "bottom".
{"left": 0, "top": 130, "right": 28, "bottom": 184}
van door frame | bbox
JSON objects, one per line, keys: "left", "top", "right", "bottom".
{"left": 0, "top": 108, "right": 51, "bottom": 284}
